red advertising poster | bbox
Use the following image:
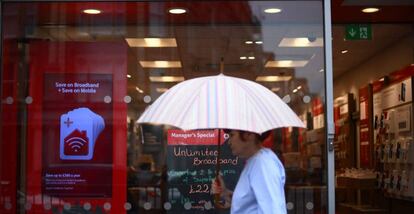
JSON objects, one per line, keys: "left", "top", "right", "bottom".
{"left": 312, "top": 97, "right": 324, "bottom": 129}
{"left": 334, "top": 105, "right": 340, "bottom": 135}
{"left": 0, "top": 39, "right": 19, "bottom": 214}
{"left": 312, "top": 97, "right": 323, "bottom": 116}
{"left": 42, "top": 73, "right": 113, "bottom": 197}
{"left": 26, "top": 41, "right": 127, "bottom": 213}
{"left": 168, "top": 129, "right": 226, "bottom": 146}
{"left": 359, "top": 85, "right": 372, "bottom": 168}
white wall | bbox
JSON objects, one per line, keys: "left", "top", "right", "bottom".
{"left": 334, "top": 35, "right": 414, "bottom": 101}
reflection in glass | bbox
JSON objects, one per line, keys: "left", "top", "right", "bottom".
{"left": 1, "top": 1, "right": 327, "bottom": 213}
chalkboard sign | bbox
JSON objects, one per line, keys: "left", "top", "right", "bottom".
{"left": 166, "top": 130, "right": 243, "bottom": 213}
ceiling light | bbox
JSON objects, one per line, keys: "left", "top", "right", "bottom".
{"left": 297, "top": 86, "right": 302, "bottom": 90}
{"left": 125, "top": 38, "right": 177, "bottom": 47}
{"left": 169, "top": 8, "right": 187, "bottom": 14}
{"left": 265, "top": 60, "right": 308, "bottom": 68}
{"left": 76, "top": 31, "right": 90, "bottom": 37}
{"left": 240, "top": 56, "right": 247, "bottom": 60}
{"left": 293, "top": 89, "right": 298, "bottom": 93}
{"left": 156, "top": 88, "right": 169, "bottom": 93}
{"left": 83, "top": 9, "right": 101, "bottom": 14}
{"left": 264, "top": 8, "right": 282, "bottom": 14}
{"left": 256, "top": 76, "right": 292, "bottom": 82}
{"left": 135, "top": 86, "right": 144, "bottom": 94}
{"left": 139, "top": 61, "right": 182, "bottom": 68}
{"left": 150, "top": 76, "right": 185, "bottom": 82}
{"left": 362, "top": 8, "right": 379, "bottom": 13}
{"left": 319, "top": 69, "right": 324, "bottom": 72}
{"left": 271, "top": 87, "right": 280, "bottom": 92}
{"left": 245, "top": 41, "right": 254, "bottom": 44}
{"left": 341, "top": 50, "right": 348, "bottom": 54}
{"left": 279, "top": 37, "right": 323, "bottom": 47}
{"left": 255, "top": 41, "right": 263, "bottom": 44}
{"left": 127, "top": 74, "right": 131, "bottom": 78}
{"left": 248, "top": 56, "right": 255, "bottom": 60}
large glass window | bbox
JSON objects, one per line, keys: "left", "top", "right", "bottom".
{"left": 1, "top": 1, "right": 328, "bottom": 213}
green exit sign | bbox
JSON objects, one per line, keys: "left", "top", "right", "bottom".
{"left": 345, "top": 24, "right": 372, "bottom": 40}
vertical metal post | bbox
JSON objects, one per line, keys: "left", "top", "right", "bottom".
{"left": 323, "top": 0, "right": 335, "bottom": 214}
{"left": 0, "top": 1, "right": 3, "bottom": 102}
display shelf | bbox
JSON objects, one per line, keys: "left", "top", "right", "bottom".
{"left": 337, "top": 177, "right": 376, "bottom": 190}
{"left": 373, "top": 78, "right": 414, "bottom": 202}
{"left": 338, "top": 203, "right": 387, "bottom": 214}
{"left": 336, "top": 175, "right": 384, "bottom": 213}
{"left": 334, "top": 93, "right": 356, "bottom": 170}
{"left": 384, "top": 193, "right": 414, "bottom": 202}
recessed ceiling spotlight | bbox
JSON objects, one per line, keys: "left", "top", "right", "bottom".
{"left": 362, "top": 7, "right": 379, "bottom": 13}
{"left": 149, "top": 76, "right": 185, "bottom": 82}
{"left": 156, "top": 88, "right": 169, "bottom": 93}
{"left": 139, "top": 61, "right": 182, "bottom": 68}
{"left": 245, "top": 41, "right": 254, "bottom": 44}
{"left": 256, "top": 76, "right": 292, "bottom": 82}
{"left": 169, "top": 8, "right": 187, "bottom": 14}
{"left": 255, "top": 41, "right": 263, "bottom": 44}
{"left": 279, "top": 37, "right": 323, "bottom": 47}
{"left": 248, "top": 56, "right": 255, "bottom": 60}
{"left": 319, "top": 69, "right": 324, "bottom": 73}
{"left": 83, "top": 9, "right": 101, "bottom": 14}
{"left": 135, "top": 87, "right": 144, "bottom": 94}
{"left": 264, "top": 8, "right": 282, "bottom": 14}
{"left": 126, "top": 38, "right": 177, "bottom": 47}
{"left": 271, "top": 87, "right": 280, "bottom": 92}
{"left": 341, "top": 50, "right": 348, "bottom": 54}
{"left": 240, "top": 56, "right": 247, "bottom": 60}
{"left": 127, "top": 74, "right": 131, "bottom": 78}
{"left": 265, "top": 60, "right": 309, "bottom": 68}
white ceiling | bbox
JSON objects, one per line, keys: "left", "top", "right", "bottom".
{"left": 343, "top": 0, "right": 414, "bottom": 6}
{"left": 332, "top": 24, "right": 413, "bottom": 78}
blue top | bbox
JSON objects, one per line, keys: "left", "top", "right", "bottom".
{"left": 231, "top": 148, "right": 287, "bottom": 214}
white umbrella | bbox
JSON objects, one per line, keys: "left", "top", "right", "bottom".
{"left": 138, "top": 74, "right": 305, "bottom": 133}
{"left": 138, "top": 74, "right": 306, "bottom": 206}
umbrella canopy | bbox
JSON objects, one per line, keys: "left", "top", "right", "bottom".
{"left": 137, "top": 74, "right": 305, "bottom": 134}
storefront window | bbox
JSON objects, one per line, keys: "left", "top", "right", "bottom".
{"left": 1, "top": 1, "right": 328, "bottom": 213}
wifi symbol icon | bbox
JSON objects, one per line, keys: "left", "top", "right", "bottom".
{"left": 67, "top": 137, "right": 87, "bottom": 152}
{"left": 63, "top": 129, "right": 89, "bottom": 156}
